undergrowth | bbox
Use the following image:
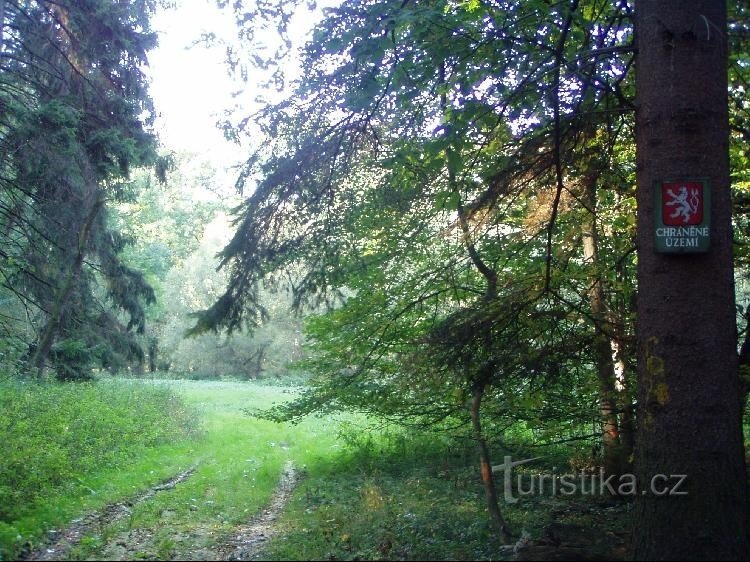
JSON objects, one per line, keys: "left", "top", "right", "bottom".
{"left": 0, "top": 378, "right": 199, "bottom": 556}
{"left": 264, "top": 424, "right": 630, "bottom": 561}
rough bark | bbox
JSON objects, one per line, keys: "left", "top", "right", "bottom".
{"left": 633, "top": 1, "right": 750, "bottom": 559}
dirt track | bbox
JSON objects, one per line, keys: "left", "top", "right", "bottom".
{"left": 21, "top": 462, "right": 300, "bottom": 561}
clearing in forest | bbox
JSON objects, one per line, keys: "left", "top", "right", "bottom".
{"left": 15, "top": 380, "right": 343, "bottom": 561}
{"left": 12, "top": 379, "right": 631, "bottom": 561}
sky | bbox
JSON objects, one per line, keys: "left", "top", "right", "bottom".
{"left": 145, "top": 0, "right": 335, "bottom": 182}
{"left": 146, "top": 0, "right": 248, "bottom": 171}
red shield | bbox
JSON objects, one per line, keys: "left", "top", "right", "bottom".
{"left": 662, "top": 182, "right": 703, "bottom": 226}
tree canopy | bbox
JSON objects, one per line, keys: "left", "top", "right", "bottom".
{"left": 193, "top": 0, "right": 749, "bottom": 551}
{"left": 195, "top": 0, "right": 638, "bottom": 464}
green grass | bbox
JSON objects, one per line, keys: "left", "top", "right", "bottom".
{"left": 261, "top": 423, "right": 630, "bottom": 561}
{"left": 0, "top": 378, "right": 630, "bottom": 561}
{"left": 0, "top": 378, "right": 200, "bottom": 558}
{"left": 260, "top": 426, "right": 504, "bottom": 561}
{"left": 74, "top": 381, "right": 346, "bottom": 558}
{"left": 58, "top": 379, "right": 349, "bottom": 560}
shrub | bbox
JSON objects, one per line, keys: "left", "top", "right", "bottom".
{"left": 0, "top": 378, "right": 199, "bottom": 522}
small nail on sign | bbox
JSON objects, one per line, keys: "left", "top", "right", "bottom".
{"left": 654, "top": 179, "right": 710, "bottom": 253}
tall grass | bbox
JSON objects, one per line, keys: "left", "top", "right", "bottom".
{"left": 0, "top": 377, "right": 199, "bottom": 552}
{"left": 263, "top": 424, "right": 505, "bottom": 561}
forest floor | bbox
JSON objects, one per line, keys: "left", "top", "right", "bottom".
{"left": 23, "top": 460, "right": 300, "bottom": 561}
{"left": 10, "top": 380, "right": 341, "bottom": 561}
{"left": 11, "top": 380, "right": 631, "bottom": 561}
{"left": 23, "top": 459, "right": 629, "bottom": 562}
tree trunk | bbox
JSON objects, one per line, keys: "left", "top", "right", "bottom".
{"left": 581, "top": 176, "right": 622, "bottom": 479}
{"left": 633, "top": 1, "right": 750, "bottom": 559}
{"left": 617, "top": 396, "right": 635, "bottom": 473}
{"left": 613, "top": 246, "right": 636, "bottom": 470}
{"left": 148, "top": 337, "right": 157, "bottom": 373}
{"left": 469, "top": 381, "right": 512, "bottom": 545}
{"left": 31, "top": 198, "right": 102, "bottom": 380}
{"left": 440, "top": 55, "right": 511, "bottom": 546}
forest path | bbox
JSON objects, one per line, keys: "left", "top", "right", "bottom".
{"left": 21, "top": 461, "right": 301, "bottom": 561}
{"left": 21, "top": 467, "right": 197, "bottom": 561}
{"left": 14, "top": 381, "right": 331, "bottom": 562}
{"left": 213, "top": 460, "right": 300, "bottom": 561}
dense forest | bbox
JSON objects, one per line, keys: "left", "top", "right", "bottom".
{"left": 1, "top": 0, "right": 749, "bottom": 560}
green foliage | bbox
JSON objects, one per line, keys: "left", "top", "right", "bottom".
{"left": 271, "top": 467, "right": 501, "bottom": 561}
{"left": 49, "top": 338, "right": 99, "bottom": 381}
{"left": 53, "top": 380, "right": 350, "bottom": 561}
{"left": 0, "top": 0, "right": 162, "bottom": 379}
{"left": 186, "top": 8, "right": 644, "bottom": 522}
{"left": 113, "top": 155, "right": 229, "bottom": 280}
{"left": 0, "top": 379, "right": 198, "bottom": 527}
{"left": 263, "top": 425, "right": 622, "bottom": 561}
{"left": 730, "top": 1, "right": 750, "bottom": 273}
{"left": 0, "top": 378, "right": 629, "bottom": 561}
{"left": 146, "top": 212, "right": 304, "bottom": 380}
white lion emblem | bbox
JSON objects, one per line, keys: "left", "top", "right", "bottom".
{"left": 665, "top": 185, "right": 700, "bottom": 224}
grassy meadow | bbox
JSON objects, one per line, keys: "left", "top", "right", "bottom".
{"left": 0, "top": 377, "right": 629, "bottom": 561}
{"left": 0, "top": 378, "right": 346, "bottom": 560}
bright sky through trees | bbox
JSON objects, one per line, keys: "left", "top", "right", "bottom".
{"left": 147, "top": 0, "right": 244, "bottom": 170}
{"left": 145, "top": 0, "right": 338, "bottom": 183}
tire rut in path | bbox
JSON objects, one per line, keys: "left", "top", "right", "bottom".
{"left": 20, "top": 466, "right": 197, "bottom": 561}
{"left": 216, "top": 460, "right": 300, "bottom": 561}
